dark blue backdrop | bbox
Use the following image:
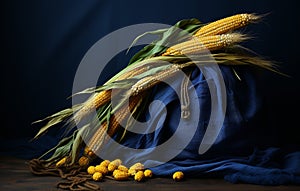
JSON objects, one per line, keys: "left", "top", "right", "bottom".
{"left": 1, "top": 0, "right": 300, "bottom": 157}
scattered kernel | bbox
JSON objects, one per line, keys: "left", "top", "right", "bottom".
{"left": 87, "top": 151, "right": 95, "bottom": 157}
{"left": 78, "top": 156, "right": 89, "bottom": 166}
{"left": 100, "top": 160, "right": 110, "bottom": 167}
{"left": 144, "top": 169, "right": 153, "bottom": 178}
{"left": 118, "top": 165, "right": 128, "bottom": 172}
{"left": 87, "top": 166, "right": 96, "bottom": 175}
{"left": 111, "top": 159, "right": 122, "bottom": 166}
{"left": 129, "top": 162, "right": 144, "bottom": 171}
{"left": 134, "top": 171, "right": 145, "bottom": 182}
{"left": 92, "top": 172, "right": 103, "bottom": 181}
{"left": 128, "top": 168, "right": 137, "bottom": 176}
{"left": 114, "top": 171, "right": 129, "bottom": 181}
{"left": 95, "top": 165, "right": 108, "bottom": 175}
{"left": 173, "top": 171, "right": 184, "bottom": 181}
{"left": 108, "top": 163, "right": 117, "bottom": 172}
{"left": 113, "top": 169, "right": 122, "bottom": 177}
{"left": 108, "top": 159, "right": 122, "bottom": 172}
{"left": 56, "top": 157, "right": 67, "bottom": 167}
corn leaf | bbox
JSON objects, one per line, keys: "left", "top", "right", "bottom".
{"left": 128, "top": 18, "right": 203, "bottom": 65}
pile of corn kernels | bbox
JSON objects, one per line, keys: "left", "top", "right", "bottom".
{"left": 86, "top": 159, "right": 184, "bottom": 182}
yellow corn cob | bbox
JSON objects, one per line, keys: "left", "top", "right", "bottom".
{"left": 130, "top": 64, "right": 183, "bottom": 95}
{"left": 79, "top": 93, "right": 144, "bottom": 164}
{"left": 195, "top": 13, "right": 260, "bottom": 37}
{"left": 107, "top": 94, "right": 144, "bottom": 137}
{"left": 73, "top": 90, "right": 112, "bottom": 123}
{"left": 115, "top": 65, "right": 149, "bottom": 82}
{"left": 83, "top": 93, "right": 142, "bottom": 157}
{"left": 163, "top": 33, "right": 247, "bottom": 56}
{"left": 73, "top": 65, "right": 149, "bottom": 123}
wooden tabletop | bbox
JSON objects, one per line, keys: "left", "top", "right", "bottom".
{"left": 0, "top": 156, "right": 299, "bottom": 191}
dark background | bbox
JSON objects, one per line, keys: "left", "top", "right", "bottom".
{"left": 1, "top": 0, "right": 300, "bottom": 157}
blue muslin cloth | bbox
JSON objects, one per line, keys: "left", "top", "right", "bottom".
{"left": 101, "top": 65, "right": 300, "bottom": 185}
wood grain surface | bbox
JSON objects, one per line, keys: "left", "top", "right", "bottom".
{"left": 0, "top": 156, "right": 299, "bottom": 191}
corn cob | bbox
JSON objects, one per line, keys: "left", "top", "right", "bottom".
{"left": 73, "top": 65, "right": 149, "bottom": 123}
{"left": 79, "top": 93, "right": 144, "bottom": 165}
{"left": 163, "top": 33, "right": 247, "bottom": 56}
{"left": 114, "top": 65, "right": 149, "bottom": 82}
{"left": 195, "top": 13, "right": 260, "bottom": 37}
{"left": 73, "top": 90, "right": 112, "bottom": 123}
{"left": 130, "top": 64, "right": 183, "bottom": 95}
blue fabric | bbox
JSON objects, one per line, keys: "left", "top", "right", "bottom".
{"left": 101, "top": 65, "right": 300, "bottom": 185}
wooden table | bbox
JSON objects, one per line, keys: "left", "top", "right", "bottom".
{"left": 0, "top": 156, "right": 299, "bottom": 191}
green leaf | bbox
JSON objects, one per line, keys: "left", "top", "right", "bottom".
{"left": 128, "top": 18, "right": 203, "bottom": 65}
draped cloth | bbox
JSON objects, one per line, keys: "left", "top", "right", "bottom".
{"left": 98, "top": 65, "right": 300, "bottom": 185}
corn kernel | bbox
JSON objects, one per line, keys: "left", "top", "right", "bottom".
{"left": 129, "top": 162, "right": 144, "bottom": 171}
{"left": 100, "top": 160, "right": 110, "bottom": 167}
{"left": 118, "top": 165, "right": 128, "bottom": 173}
{"left": 113, "top": 169, "right": 122, "bottom": 177}
{"left": 78, "top": 156, "right": 89, "bottom": 166}
{"left": 111, "top": 159, "right": 122, "bottom": 166}
{"left": 114, "top": 171, "right": 129, "bottom": 181}
{"left": 95, "top": 165, "right": 108, "bottom": 175}
{"left": 92, "top": 172, "right": 103, "bottom": 181}
{"left": 56, "top": 157, "right": 67, "bottom": 168}
{"left": 144, "top": 169, "right": 153, "bottom": 178}
{"left": 134, "top": 171, "right": 145, "bottom": 182}
{"left": 173, "top": 171, "right": 184, "bottom": 181}
{"left": 108, "top": 164, "right": 117, "bottom": 172}
{"left": 128, "top": 168, "right": 137, "bottom": 176}
{"left": 87, "top": 166, "right": 96, "bottom": 175}
{"left": 108, "top": 159, "right": 122, "bottom": 172}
